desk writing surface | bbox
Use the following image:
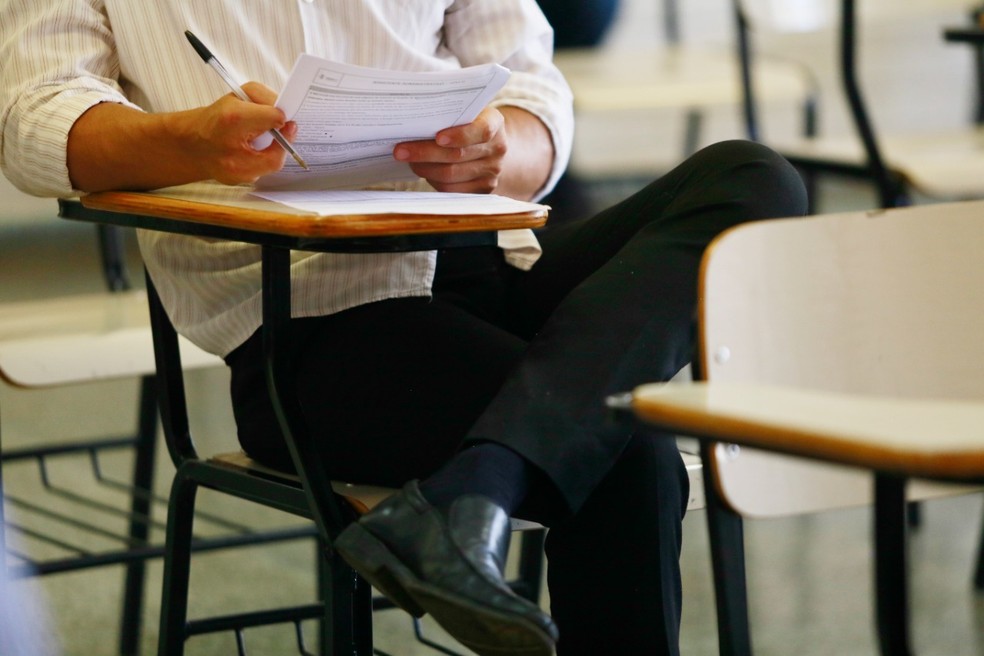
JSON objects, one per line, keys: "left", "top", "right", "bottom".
{"left": 630, "top": 381, "right": 984, "bottom": 483}
{"left": 77, "top": 182, "right": 548, "bottom": 240}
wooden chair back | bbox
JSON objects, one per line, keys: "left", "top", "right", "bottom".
{"left": 698, "top": 202, "right": 984, "bottom": 516}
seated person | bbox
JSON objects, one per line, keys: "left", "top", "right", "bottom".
{"left": 0, "top": 2, "right": 806, "bottom": 654}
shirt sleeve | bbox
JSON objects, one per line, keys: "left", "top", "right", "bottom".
{"left": 443, "top": 0, "right": 574, "bottom": 201}
{"left": 0, "top": 0, "right": 143, "bottom": 198}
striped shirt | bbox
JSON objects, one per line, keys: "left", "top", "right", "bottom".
{"left": 0, "top": 0, "right": 573, "bottom": 356}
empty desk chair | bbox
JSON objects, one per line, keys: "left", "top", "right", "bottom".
{"left": 554, "top": 0, "right": 817, "bottom": 204}
{"left": 613, "top": 201, "right": 984, "bottom": 655}
{"left": 734, "top": 0, "right": 984, "bottom": 209}
{"left": 0, "top": 222, "right": 322, "bottom": 654}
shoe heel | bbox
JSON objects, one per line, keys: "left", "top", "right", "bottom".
{"left": 335, "top": 523, "right": 426, "bottom": 617}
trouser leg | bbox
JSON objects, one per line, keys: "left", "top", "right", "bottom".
{"left": 545, "top": 433, "right": 689, "bottom": 656}
{"left": 469, "top": 140, "right": 807, "bottom": 513}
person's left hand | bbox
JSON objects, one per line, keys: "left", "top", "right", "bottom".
{"left": 393, "top": 106, "right": 507, "bottom": 195}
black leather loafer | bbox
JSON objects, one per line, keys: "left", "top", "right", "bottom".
{"left": 335, "top": 480, "right": 557, "bottom": 656}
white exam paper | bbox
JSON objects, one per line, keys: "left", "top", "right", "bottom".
{"left": 250, "top": 189, "right": 547, "bottom": 217}
{"left": 254, "top": 55, "right": 510, "bottom": 191}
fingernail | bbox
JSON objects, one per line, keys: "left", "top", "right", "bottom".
{"left": 436, "top": 135, "right": 451, "bottom": 146}
{"left": 394, "top": 147, "right": 409, "bottom": 160}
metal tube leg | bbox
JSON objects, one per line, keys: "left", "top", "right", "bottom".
{"left": 701, "top": 443, "right": 752, "bottom": 656}
{"left": 320, "top": 549, "right": 373, "bottom": 656}
{"left": 119, "top": 375, "right": 160, "bottom": 656}
{"left": 515, "top": 529, "right": 547, "bottom": 604}
{"left": 157, "top": 471, "right": 199, "bottom": 656}
{"left": 873, "top": 474, "right": 912, "bottom": 656}
{"left": 0, "top": 421, "right": 6, "bottom": 574}
{"left": 97, "top": 224, "right": 132, "bottom": 292}
{"left": 973, "top": 505, "right": 984, "bottom": 591}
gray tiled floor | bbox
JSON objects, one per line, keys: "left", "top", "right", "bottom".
{"left": 3, "top": 0, "right": 984, "bottom": 653}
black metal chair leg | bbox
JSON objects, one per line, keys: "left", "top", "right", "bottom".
{"left": 157, "top": 471, "right": 200, "bottom": 656}
{"left": 974, "top": 505, "right": 984, "bottom": 591}
{"left": 905, "top": 501, "right": 922, "bottom": 529}
{"left": 514, "top": 529, "right": 547, "bottom": 604}
{"left": 321, "top": 550, "right": 373, "bottom": 656}
{"left": 317, "top": 541, "right": 329, "bottom": 655}
{"left": 97, "top": 225, "right": 132, "bottom": 292}
{"left": 701, "top": 443, "right": 752, "bottom": 656}
{"left": 0, "top": 428, "right": 6, "bottom": 572}
{"left": 873, "top": 474, "right": 912, "bottom": 656}
{"left": 682, "top": 109, "right": 704, "bottom": 159}
{"left": 352, "top": 564, "right": 375, "bottom": 655}
{"left": 119, "top": 374, "right": 160, "bottom": 655}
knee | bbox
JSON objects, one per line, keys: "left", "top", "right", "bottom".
{"left": 693, "top": 139, "right": 808, "bottom": 220}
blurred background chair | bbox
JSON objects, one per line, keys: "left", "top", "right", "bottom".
{"left": 542, "top": 0, "right": 819, "bottom": 223}
{"left": 734, "top": 0, "right": 984, "bottom": 210}
{"left": 0, "top": 218, "right": 324, "bottom": 654}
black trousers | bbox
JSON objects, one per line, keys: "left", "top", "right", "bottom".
{"left": 226, "top": 140, "right": 807, "bottom": 654}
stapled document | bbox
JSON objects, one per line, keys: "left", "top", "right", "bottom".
{"left": 254, "top": 54, "right": 511, "bottom": 190}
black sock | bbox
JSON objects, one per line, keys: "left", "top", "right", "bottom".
{"left": 418, "top": 442, "right": 532, "bottom": 515}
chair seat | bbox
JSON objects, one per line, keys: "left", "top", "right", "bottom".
{"left": 555, "top": 46, "right": 814, "bottom": 178}
{"left": 211, "top": 450, "right": 397, "bottom": 515}
{"left": 555, "top": 47, "right": 810, "bottom": 112}
{"left": 0, "top": 289, "right": 221, "bottom": 387}
{"left": 212, "top": 448, "right": 708, "bottom": 518}
{"left": 772, "top": 126, "right": 984, "bottom": 199}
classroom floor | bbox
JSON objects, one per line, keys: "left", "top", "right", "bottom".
{"left": 3, "top": 0, "right": 984, "bottom": 653}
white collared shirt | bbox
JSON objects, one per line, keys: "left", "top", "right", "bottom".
{"left": 0, "top": 0, "right": 573, "bottom": 356}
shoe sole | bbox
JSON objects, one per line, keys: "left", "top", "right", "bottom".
{"left": 335, "top": 522, "right": 427, "bottom": 617}
{"left": 335, "top": 523, "right": 555, "bottom": 656}
{"left": 407, "top": 581, "right": 555, "bottom": 656}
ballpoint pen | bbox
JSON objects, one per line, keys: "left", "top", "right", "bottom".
{"left": 184, "top": 30, "right": 309, "bottom": 170}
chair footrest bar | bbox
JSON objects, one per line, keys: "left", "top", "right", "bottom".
{"left": 6, "top": 525, "right": 317, "bottom": 577}
{"left": 184, "top": 603, "right": 325, "bottom": 637}
{"left": 0, "top": 435, "right": 136, "bottom": 462}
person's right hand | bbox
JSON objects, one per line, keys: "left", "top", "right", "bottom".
{"left": 67, "top": 81, "right": 297, "bottom": 192}
{"left": 184, "top": 82, "right": 297, "bottom": 185}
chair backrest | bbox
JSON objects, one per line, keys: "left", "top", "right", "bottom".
{"left": 0, "top": 290, "right": 220, "bottom": 388}
{"left": 697, "top": 202, "right": 984, "bottom": 516}
{"left": 738, "top": 0, "right": 971, "bottom": 34}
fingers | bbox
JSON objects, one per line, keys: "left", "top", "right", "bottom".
{"left": 395, "top": 108, "right": 503, "bottom": 163}
{"left": 405, "top": 157, "right": 503, "bottom": 194}
{"left": 394, "top": 107, "right": 508, "bottom": 193}
{"left": 215, "top": 90, "right": 287, "bottom": 136}
{"left": 241, "top": 81, "right": 279, "bottom": 105}
{"left": 196, "top": 86, "right": 294, "bottom": 184}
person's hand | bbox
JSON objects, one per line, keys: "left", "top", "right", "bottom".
{"left": 67, "top": 81, "right": 297, "bottom": 192}
{"left": 393, "top": 106, "right": 508, "bottom": 195}
{"left": 187, "top": 82, "right": 297, "bottom": 185}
